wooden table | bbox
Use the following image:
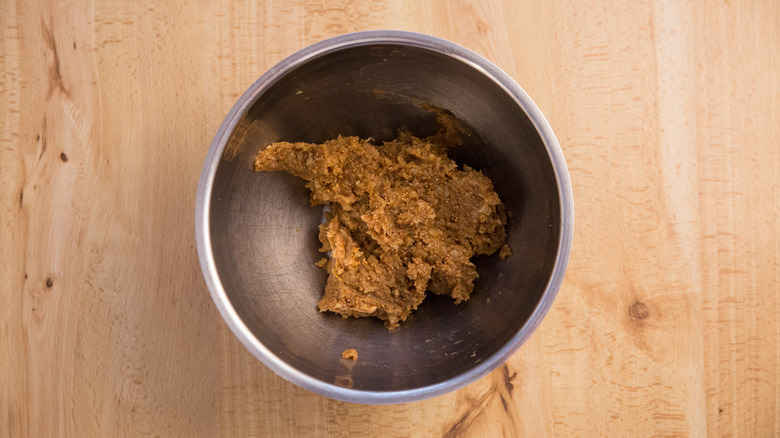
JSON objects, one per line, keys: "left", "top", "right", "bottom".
{"left": 2, "top": 1, "right": 778, "bottom": 436}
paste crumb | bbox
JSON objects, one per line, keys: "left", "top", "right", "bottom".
{"left": 499, "top": 243, "right": 512, "bottom": 260}
{"left": 341, "top": 348, "right": 358, "bottom": 361}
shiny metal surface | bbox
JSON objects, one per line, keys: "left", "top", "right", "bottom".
{"left": 196, "top": 31, "right": 573, "bottom": 404}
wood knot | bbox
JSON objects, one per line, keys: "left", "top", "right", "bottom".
{"left": 46, "top": 278, "right": 53, "bottom": 288}
{"left": 502, "top": 365, "right": 517, "bottom": 395}
{"left": 60, "top": 152, "right": 68, "bottom": 162}
{"left": 629, "top": 302, "right": 649, "bottom": 319}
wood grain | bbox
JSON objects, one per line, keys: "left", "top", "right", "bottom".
{"left": 2, "top": 0, "right": 778, "bottom": 436}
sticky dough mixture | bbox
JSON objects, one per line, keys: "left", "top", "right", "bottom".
{"left": 253, "top": 112, "right": 508, "bottom": 329}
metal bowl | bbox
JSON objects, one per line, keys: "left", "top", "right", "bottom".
{"left": 196, "top": 31, "right": 573, "bottom": 404}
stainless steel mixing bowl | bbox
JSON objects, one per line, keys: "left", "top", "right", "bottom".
{"left": 196, "top": 31, "right": 573, "bottom": 404}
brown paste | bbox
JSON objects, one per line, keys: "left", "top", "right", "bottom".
{"left": 253, "top": 112, "right": 508, "bottom": 329}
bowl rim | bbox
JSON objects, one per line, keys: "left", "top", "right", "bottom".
{"left": 195, "top": 30, "right": 573, "bottom": 405}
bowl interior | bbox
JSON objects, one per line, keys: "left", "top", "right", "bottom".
{"left": 207, "top": 43, "right": 561, "bottom": 393}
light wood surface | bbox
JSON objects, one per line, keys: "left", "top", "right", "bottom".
{"left": 2, "top": 0, "right": 779, "bottom": 436}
